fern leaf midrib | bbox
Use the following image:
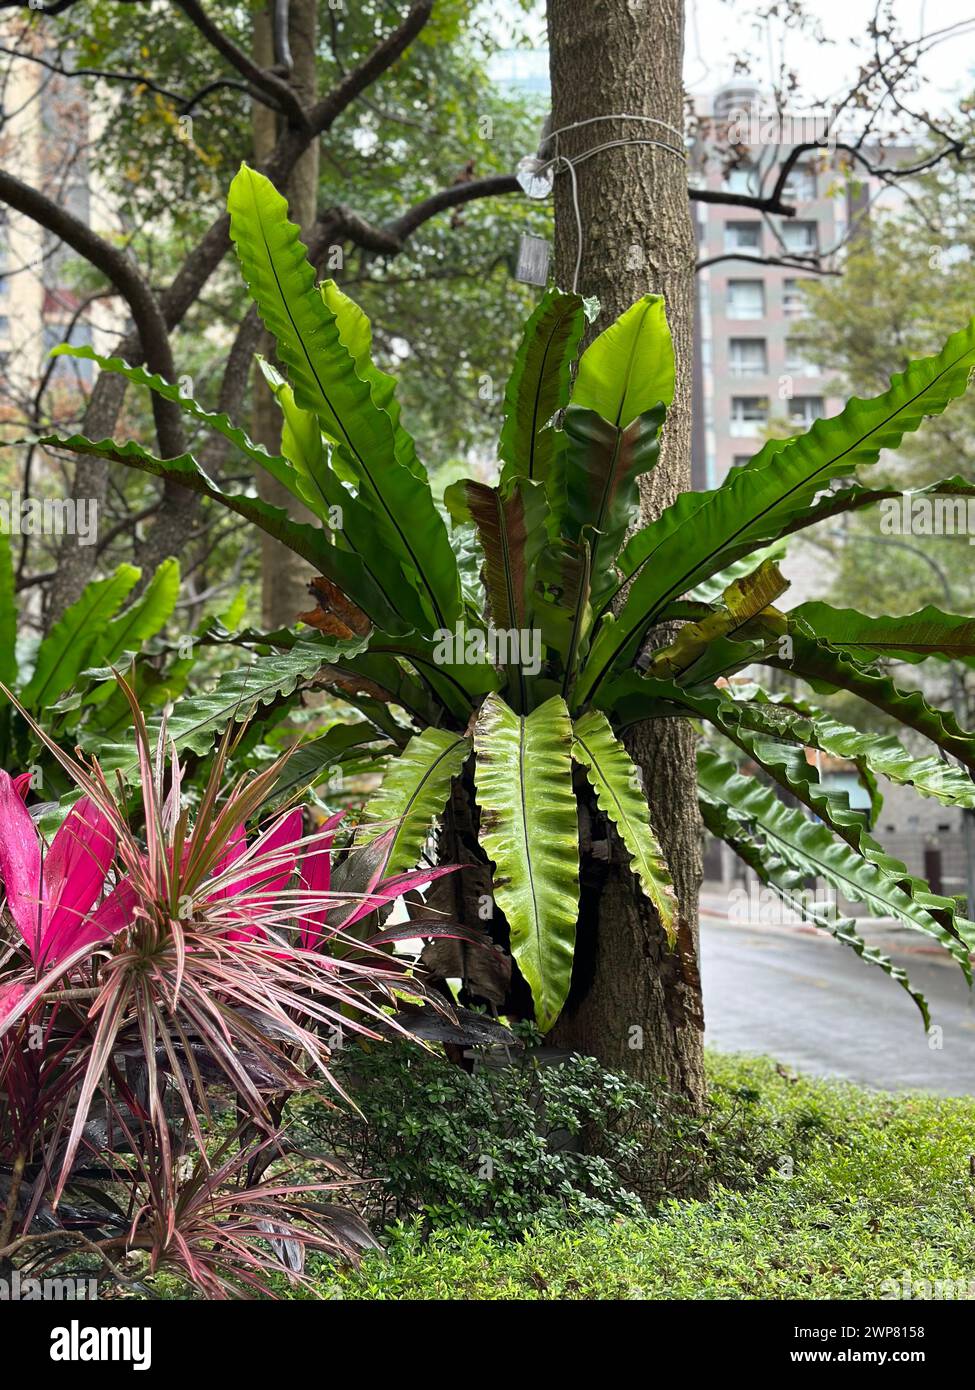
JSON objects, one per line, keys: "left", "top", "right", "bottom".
{"left": 527, "top": 311, "right": 571, "bottom": 480}
{"left": 252, "top": 194, "right": 448, "bottom": 631}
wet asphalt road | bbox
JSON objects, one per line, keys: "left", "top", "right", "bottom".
{"left": 700, "top": 908, "right": 975, "bottom": 1095}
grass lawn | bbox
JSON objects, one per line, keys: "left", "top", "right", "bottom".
{"left": 317, "top": 1052, "right": 975, "bottom": 1300}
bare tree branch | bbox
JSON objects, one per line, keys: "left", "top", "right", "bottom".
{"left": 172, "top": 0, "right": 308, "bottom": 126}
{"left": 0, "top": 167, "right": 184, "bottom": 459}
{"left": 0, "top": 41, "right": 252, "bottom": 113}
{"left": 309, "top": 0, "right": 433, "bottom": 133}
{"left": 272, "top": 0, "right": 293, "bottom": 73}
{"left": 311, "top": 173, "right": 524, "bottom": 258}
{"left": 695, "top": 251, "right": 840, "bottom": 275}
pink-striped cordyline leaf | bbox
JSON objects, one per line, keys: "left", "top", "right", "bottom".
{"left": 0, "top": 673, "right": 466, "bottom": 1287}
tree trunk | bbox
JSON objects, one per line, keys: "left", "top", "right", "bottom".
{"left": 547, "top": 0, "right": 705, "bottom": 1103}
{"left": 46, "top": 374, "right": 127, "bottom": 624}
{"left": 252, "top": 0, "right": 319, "bottom": 629}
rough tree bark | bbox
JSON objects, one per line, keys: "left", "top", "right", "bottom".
{"left": 251, "top": 0, "right": 320, "bottom": 630}
{"left": 547, "top": 0, "right": 705, "bottom": 1103}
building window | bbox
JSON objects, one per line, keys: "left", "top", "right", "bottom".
{"left": 783, "top": 164, "right": 817, "bottom": 201}
{"left": 785, "top": 338, "right": 820, "bottom": 375}
{"left": 724, "top": 162, "right": 757, "bottom": 194}
{"left": 729, "top": 338, "right": 767, "bottom": 375}
{"left": 781, "top": 220, "right": 818, "bottom": 255}
{"left": 783, "top": 278, "right": 807, "bottom": 316}
{"left": 730, "top": 395, "right": 769, "bottom": 436}
{"left": 726, "top": 279, "right": 765, "bottom": 319}
{"left": 786, "top": 395, "right": 824, "bottom": 428}
{"left": 724, "top": 221, "right": 762, "bottom": 253}
{"left": 43, "top": 322, "right": 94, "bottom": 383}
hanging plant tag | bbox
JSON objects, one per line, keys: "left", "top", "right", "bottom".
{"left": 514, "top": 233, "right": 551, "bottom": 286}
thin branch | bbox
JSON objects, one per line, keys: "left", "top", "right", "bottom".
{"left": 272, "top": 0, "right": 293, "bottom": 73}
{"left": 309, "top": 0, "right": 434, "bottom": 134}
{"left": 157, "top": 1, "right": 438, "bottom": 334}
{"left": 313, "top": 174, "right": 523, "bottom": 259}
{"left": 689, "top": 185, "right": 796, "bottom": 215}
{"left": 0, "top": 167, "right": 184, "bottom": 459}
{"left": 95, "top": 503, "right": 161, "bottom": 554}
{"left": 696, "top": 251, "right": 840, "bottom": 275}
{"left": 0, "top": 41, "right": 251, "bottom": 113}
{"left": 172, "top": 0, "right": 308, "bottom": 126}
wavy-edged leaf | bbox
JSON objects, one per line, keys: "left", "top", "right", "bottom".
{"left": 697, "top": 747, "right": 973, "bottom": 976}
{"left": 571, "top": 708, "right": 677, "bottom": 938}
{"left": 773, "top": 474, "right": 975, "bottom": 541}
{"left": 228, "top": 164, "right": 460, "bottom": 632}
{"left": 791, "top": 603, "right": 975, "bottom": 668}
{"left": 691, "top": 691, "right": 975, "bottom": 951}
{"left": 379, "top": 630, "right": 498, "bottom": 719}
{"left": 259, "top": 360, "right": 429, "bottom": 633}
{"left": 50, "top": 343, "right": 308, "bottom": 493}
{"left": 764, "top": 631, "right": 975, "bottom": 775}
{"left": 361, "top": 727, "right": 470, "bottom": 874}
{"left": 268, "top": 722, "right": 394, "bottom": 804}
{"left": 317, "top": 647, "right": 445, "bottom": 729}
{"left": 686, "top": 539, "right": 789, "bottom": 607}
{"left": 67, "top": 559, "right": 184, "bottom": 715}
{"left": 34, "top": 429, "right": 407, "bottom": 635}
{"left": 577, "top": 317, "right": 975, "bottom": 702}
{"left": 570, "top": 294, "right": 675, "bottom": 427}
{"left": 729, "top": 689, "right": 975, "bottom": 810}
{"left": 21, "top": 565, "right": 139, "bottom": 709}
{"left": 627, "top": 478, "right": 975, "bottom": 605}
{"left": 256, "top": 356, "right": 333, "bottom": 516}
{"left": 444, "top": 476, "right": 548, "bottom": 706}
{"left": 81, "top": 637, "right": 368, "bottom": 778}
{"left": 596, "top": 670, "right": 690, "bottom": 728}
{"left": 534, "top": 536, "right": 592, "bottom": 695}
{"left": 498, "top": 286, "right": 585, "bottom": 486}
{"left": 473, "top": 693, "right": 579, "bottom": 1030}
{"left": 444, "top": 476, "right": 549, "bottom": 631}
{"left": 643, "top": 558, "right": 788, "bottom": 683}
{"left": 322, "top": 279, "right": 426, "bottom": 483}
{"left": 698, "top": 771, "right": 930, "bottom": 1026}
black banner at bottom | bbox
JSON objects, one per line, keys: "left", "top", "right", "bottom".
{"left": 0, "top": 1297, "right": 965, "bottom": 1375}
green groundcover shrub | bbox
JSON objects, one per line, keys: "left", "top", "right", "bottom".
{"left": 311, "top": 1053, "right": 975, "bottom": 1301}
{"left": 297, "top": 1040, "right": 791, "bottom": 1238}
{"left": 132, "top": 1051, "right": 975, "bottom": 1300}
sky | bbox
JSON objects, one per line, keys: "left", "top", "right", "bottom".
{"left": 489, "top": 1, "right": 975, "bottom": 120}
{"left": 684, "top": 0, "right": 975, "bottom": 114}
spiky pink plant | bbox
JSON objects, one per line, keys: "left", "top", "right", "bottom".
{"left": 0, "top": 772, "right": 121, "bottom": 969}
{"left": 0, "top": 674, "right": 463, "bottom": 1291}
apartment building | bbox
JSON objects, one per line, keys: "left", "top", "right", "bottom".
{"left": 688, "top": 86, "right": 975, "bottom": 911}
{"left": 689, "top": 83, "right": 864, "bottom": 491}
{"left": 0, "top": 28, "right": 113, "bottom": 414}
